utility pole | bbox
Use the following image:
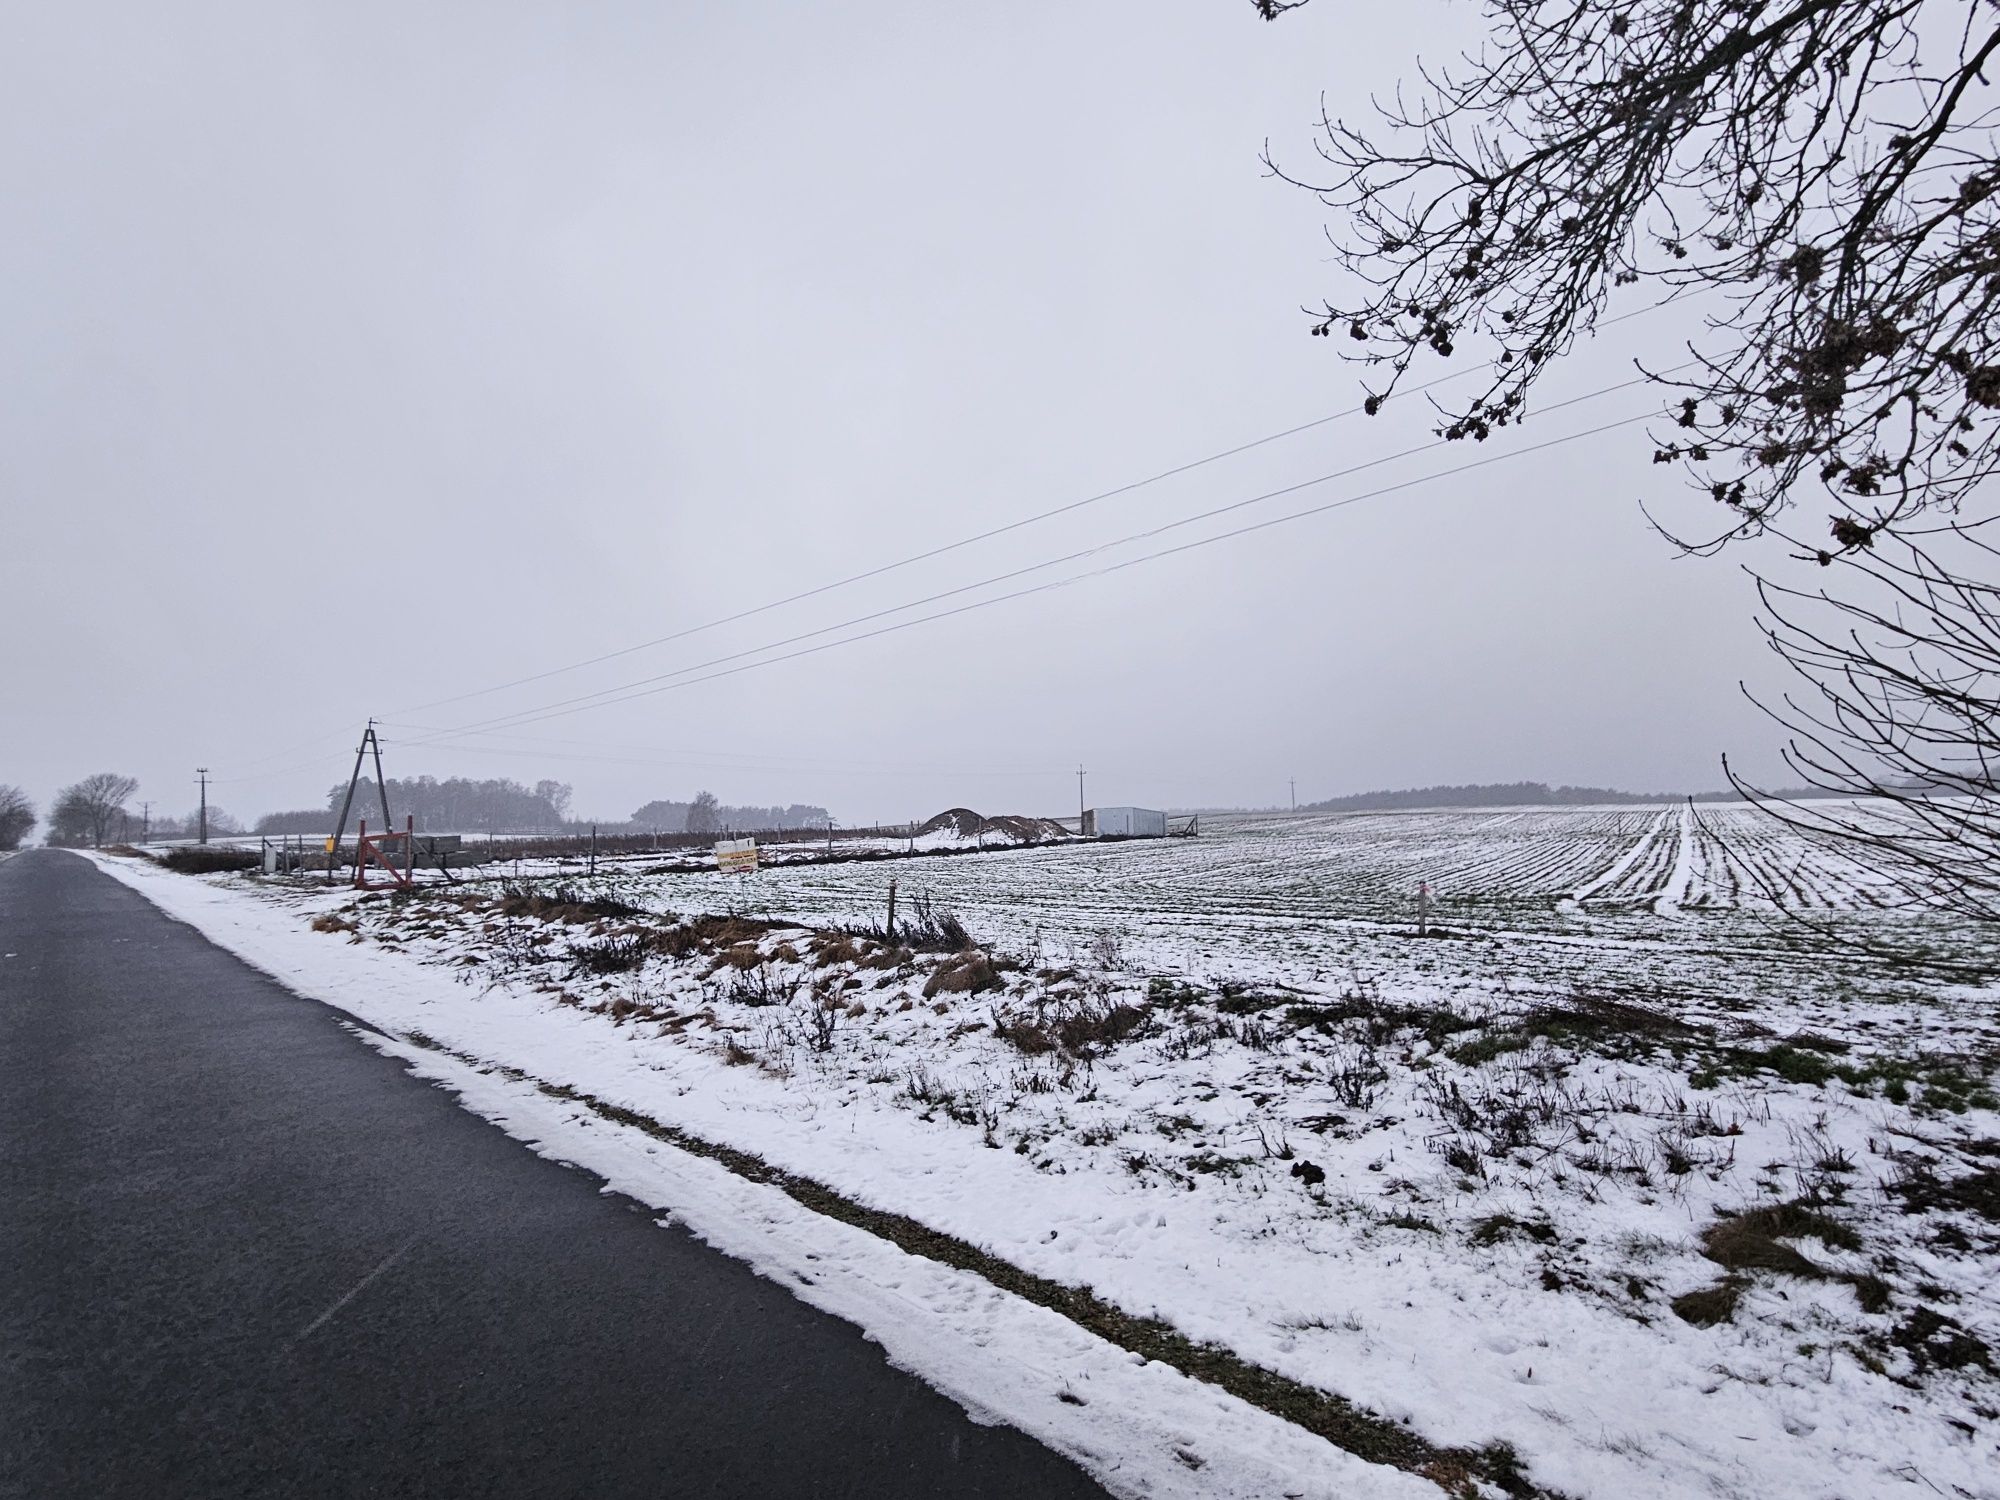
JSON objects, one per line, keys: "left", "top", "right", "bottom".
{"left": 329, "top": 720, "right": 395, "bottom": 875}
{"left": 140, "top": 802, "right": 151, "bottom": 844}
{"left": 1076, "top": 764, "right": 1087, "bottom": 831}
{"left": 1290, "top": 779, "right": 1297, "bottom": 812}
{"left": 196, "top": 769, "right": 210, "bottom": 845}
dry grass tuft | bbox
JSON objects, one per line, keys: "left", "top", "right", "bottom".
{"left": 1675, "top": 1200, "right": 1873, "bottom": 1328}
{"left": 1670, "top": 1279, "right": 1744, "bottom": 1328}
{"left": 924, "top": 951, "right": 1003, "bottom": 998}
{"left": 1701, "top": 1202, "right": 1857, "bottom": 1275}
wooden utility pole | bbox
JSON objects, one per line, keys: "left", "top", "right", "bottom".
{"left": 885, "top": 879, "right": 898, "bottom": 943}
{"left": 140, "top": 802, "right": 150, "bottom": 843}
{"left": 196, "top": 769, "right": 210, "bottom": 845}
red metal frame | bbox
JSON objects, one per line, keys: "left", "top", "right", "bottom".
{"left": 353, "top": 815, "right": 416, "bottom": 890}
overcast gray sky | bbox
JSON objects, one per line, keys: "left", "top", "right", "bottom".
{"left": 1, "top": 1, "right": 1802, "bottom": 827}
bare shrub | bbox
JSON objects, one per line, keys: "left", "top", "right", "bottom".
{"left": 570, "top": 935, "right": 651, "bottom": 975}
{"left": 995, "top": 995, "right": 1151, "bottom": 1057}
{"left": 159, "top": 845, "right": 259, "bottom": 874}
{"left": 807, "top": 999, "right": 841, "bottom": 1053}
{"left": 900, "top": 890, "right": 971, "bottom": 951}
{"left": 1088, "top": 929, "right": 1126, "bottom": 970}
{"left": 494, "top": 881, "right": 648, "bottom": 924}
{"left": 838, "top": 888, "right": 970, "bottom": 952}
{"left": 1326, "top": 1041, "right": 1385, "bottom": 1109}
{"left": 725, "top": 965, "right": 799, "bottom": 1008}
{"left": 1051, "top": 1000, "right": 1148, "bottom": 1054}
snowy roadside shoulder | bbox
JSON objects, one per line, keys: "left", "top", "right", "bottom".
{"left": 89, "top": 851, "right": 2000, "bottom": 1500}
{"left": 350, "top": 1029, "right": 1423, "bottom": 1500}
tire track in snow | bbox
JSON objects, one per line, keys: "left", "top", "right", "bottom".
{"left": 1570, "top": 806, "right": 1671, "bottom": 904}
{"left": 1652, "top": 802, "right": 1698, "bottom": 915}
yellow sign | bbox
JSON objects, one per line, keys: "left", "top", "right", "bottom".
{"left": 324, "top": 837, "right": 337, "bottom": 853}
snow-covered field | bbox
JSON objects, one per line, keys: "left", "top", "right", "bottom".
{"left": 92, "top": 806, "right": 2000, "bottom": 1499}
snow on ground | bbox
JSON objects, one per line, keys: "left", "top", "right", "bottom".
{"left": 90, "top": 806, "right": 2000, "bottom": 1500}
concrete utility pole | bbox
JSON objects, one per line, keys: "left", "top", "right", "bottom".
{"left": 1076, "top": 765, "right": 1087, "bottom": 829}
{"left": 1290, "top": 779, "right": 1297, "bottom": 811}
{"left": 330, "top": 720, "right": 396, "bottom": 878}
{"left": 196, "top": 769, "right": 210, "bottom": 845}
{"left": 140, "top": 802, "right": 151, "bottom": 844}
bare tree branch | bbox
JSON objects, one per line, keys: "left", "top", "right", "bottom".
{"left": 1267, "top": 0, "right": 2000, "bottom": 925}
{"left": 1266, "top": 0, "right": 2000, "bottom": 551}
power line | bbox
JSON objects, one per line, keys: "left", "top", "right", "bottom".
{"left": 387, "top": 300, "right": 1683, "bottom": 720}
{"left": 409, "top": 372, "right": 1675, "bottom": 746}
{"left": 385, "top": 375, "right": 1483, "bottom": 719}
{"left": 407, "top": 408, "right": 1655, "bottom": 741}
{"left": 216, "top": 712, "right": 1082, "bottom": 792}
{"left": 211, "top": 723, "right": 363, "bottom": 782}
{"left": 371, "top": 720, "right": 1180, "bottom": 783}
{"left": 372, "top": 728, "right": 1073, "bottom": 780}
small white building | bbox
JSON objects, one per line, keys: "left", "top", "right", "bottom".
{"left": 1084, "top": 806, "right": 1167, "bottom": 838}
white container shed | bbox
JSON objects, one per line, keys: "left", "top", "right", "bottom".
{"left": 1085, "top": 806, "right": 1167, "bottom": 838}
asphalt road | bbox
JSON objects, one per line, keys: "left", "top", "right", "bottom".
{"left": 0, "top": 851, "right": 1109, "bottom": 1500}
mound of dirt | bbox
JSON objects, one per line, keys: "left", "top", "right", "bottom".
{"left": 916, "top": 809, "right": 1071, "bottom": 845}
{"left": 919, "top": 808, "right": 987, "bottom": 839}
{"left": 985, "top": 814, "right": 1072, "bottom": 842}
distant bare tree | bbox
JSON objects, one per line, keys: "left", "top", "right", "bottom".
{"left": 1262, "top": 0, "right": 2000, "bottom": 919}
{"left": 0, "top": 785, "right": 34, "bottom": 851}
{"left": 685, "top": 790, "right": 722, "bottom": 836}
{"left": 199, "top": 806, "right": 243, "bottom": 837}
{"left": 534, "top": 779, "right": 574, "bottom": 823}
{"left": 50, "top": 773, "right": 139, "bottom": 848}
{"left": 47, "top": 790, "right": 92, "bottom": 847}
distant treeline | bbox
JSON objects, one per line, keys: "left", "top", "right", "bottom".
{"left": 630, "top": 797, "right": 830, "bottom": 833}
{"left": 1295, "top": 780, "right": 1846, "bottom": 813}
{"left": 256, "top": 775, "right": 574, "bottom": 835}
{"left": 251, "top": 776, "right": 829, "bottom": 837}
